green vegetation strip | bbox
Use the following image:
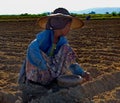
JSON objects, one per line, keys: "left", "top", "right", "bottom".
{"left": 0, "top": 13, "right": 120, "bottom": 21}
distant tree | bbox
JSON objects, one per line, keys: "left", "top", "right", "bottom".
{"left": 106, "top": 12, "right": 109, "bottom": 14}
{"left": 111, "top": 12, "right": 117, "bottom": 16}
{"left": 20, "top": 13, "right": 29, "bottom": 16}
{"left": 70, "top": 13, "right": 78, "bottom": 17}
{"left": 40, "top": 12, "right": 48, "bottom": 16}
{"left": 89, "top": 11, "right": 96, "bottom": 14}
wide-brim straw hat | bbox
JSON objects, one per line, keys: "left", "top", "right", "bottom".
{"left": 38, "top": 8, "right": 84, "bottom": 30}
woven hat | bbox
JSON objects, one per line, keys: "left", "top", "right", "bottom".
{"left": 38, "top": 8, "right": 84, "bottom": 30}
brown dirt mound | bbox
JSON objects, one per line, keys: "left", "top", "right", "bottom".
{"left": 30, "top": 71, "right": 120, "bottom": 103}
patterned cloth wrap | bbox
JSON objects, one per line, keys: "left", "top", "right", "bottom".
{"left": 26, "top": 44, "right": 76, "bottom": 85}
{"left": 18, "top": 30, "right": 84, "bottom": 85}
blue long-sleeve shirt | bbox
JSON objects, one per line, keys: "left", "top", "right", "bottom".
{"left": 27, "top": 30, "right": 68, "bottom": 67}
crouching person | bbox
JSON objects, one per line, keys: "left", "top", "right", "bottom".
{"left": 18, "top": 7, "right": 90, "bottom": 102}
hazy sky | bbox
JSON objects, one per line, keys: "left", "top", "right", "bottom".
{"left": 0, "top": 0, "right": 120, "bottom": 14}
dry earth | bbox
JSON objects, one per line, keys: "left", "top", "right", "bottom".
{"left": 0, "top": 18, "right": 120, "bottom": 103}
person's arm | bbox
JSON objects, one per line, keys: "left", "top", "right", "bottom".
{"left": 69, "top": 63, "right": 84, "bottom": 76}
{"left": 27, "top": 32, "right": 47, "bottom": 70}
{"left": 69, "top": 63, "right": 90, "bottom": 81}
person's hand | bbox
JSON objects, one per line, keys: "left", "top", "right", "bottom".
{"left": 82, "top": 71, "right": 91, "bottom": 81}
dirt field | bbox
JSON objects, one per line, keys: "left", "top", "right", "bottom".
{"left": 0, "top": 18, "right": 120, "bottom": 103}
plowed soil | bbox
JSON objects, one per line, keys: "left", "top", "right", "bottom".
{"left": 0, "top": 18, "right": 120, "bottom": 103}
